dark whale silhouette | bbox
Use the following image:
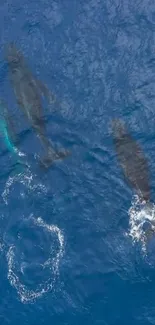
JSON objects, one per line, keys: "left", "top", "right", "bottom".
{"left": 6, "top": 43, "right": 70, "bottom": 168}
{"left": 111, "top": 118, "right": 150, "bottom": 202}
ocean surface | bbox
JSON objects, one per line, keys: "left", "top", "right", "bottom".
{"left": 1, "top": 0, "right": 155, "bottom": 324}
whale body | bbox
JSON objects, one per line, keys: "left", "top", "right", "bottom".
{"left": 111, "top": 118, "right": 150, "bottom": 202}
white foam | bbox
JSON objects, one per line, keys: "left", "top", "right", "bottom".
{"left": 7, "top": 216, "right": 64, "bottom": 303}
{"left": 127, "top": 195, "right": 155, "bottom": 253}
{"left": 2, "top": 168, "right": 47, "bottom": 205}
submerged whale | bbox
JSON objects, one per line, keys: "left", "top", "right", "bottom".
{"left": 6, "top": 43, "right": 70, "bottom": 168}
{"left": 111, "top": 118, "right": 150, "bottom": 202}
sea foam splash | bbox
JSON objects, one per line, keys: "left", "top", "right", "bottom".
{"left": 2, "top": 166, "right": 47, "bottom": 205}
{"left": 6, "top": 215, "right": 64, "bottom": 303}
{"left": 127, "top": 195, "right": 155, "bottom": 253}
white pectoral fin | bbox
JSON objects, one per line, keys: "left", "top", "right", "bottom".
{"left": 36, "top": 79, "right": 56, "bottom": 104}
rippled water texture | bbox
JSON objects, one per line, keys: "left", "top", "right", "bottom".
{"left": 1, "top": 0, "right": 155, "bottom": 324}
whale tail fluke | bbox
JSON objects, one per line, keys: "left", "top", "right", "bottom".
{"left": 39, "top": 148, "right": 71, "bottom": 169}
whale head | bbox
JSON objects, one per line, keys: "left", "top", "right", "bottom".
{"left": 6, "top": 43, "right": 23, "bottom": 68}
{"left": 111, "top": 118, "right": 127, "bottom": 139}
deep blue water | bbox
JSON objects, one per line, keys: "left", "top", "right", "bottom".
{"left": 1, "top": 0, "right": 155, "bottom": 324}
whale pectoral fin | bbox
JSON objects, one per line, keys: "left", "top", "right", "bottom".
{"left": 0, "top": 101, "right": 16, "bottom": 136}
{"left": 6, "top": 114, "right": 19, "bottom": 144}
{"left": 36, "top": 79, "right": 56, "bottom": 105}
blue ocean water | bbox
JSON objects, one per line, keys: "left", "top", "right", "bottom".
{"left": 1, "top": 0, "right": 155, "bottom": 324}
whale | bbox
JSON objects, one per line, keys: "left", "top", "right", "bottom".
{"left": 111, "top": 119, "right": 155, "bottom": 243}
{"left": 111, "top": 118, "right": 150, "bottom": 202}
{"left": 6, "top": 43, "right": 70, "bottom": 168}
